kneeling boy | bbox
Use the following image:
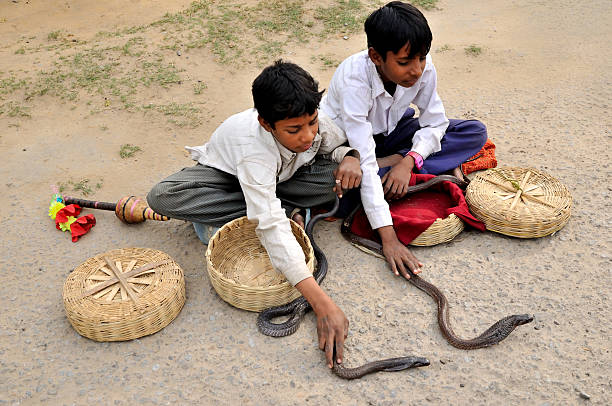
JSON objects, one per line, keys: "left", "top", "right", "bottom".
{"left": 147, "top": 60, "right": 362, "bottom": 368}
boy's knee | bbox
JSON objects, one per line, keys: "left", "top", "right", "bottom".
{"left": 146, "top": 183, "right": 167, "bottom": 213}
{"left": 472, "top": 120, "right": 488, "bottom": 145}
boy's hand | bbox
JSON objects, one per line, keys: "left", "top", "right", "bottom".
{"left": 295, "top": 277, "right": 349, "bottom": 368}
{"left": 381, "top": 156, "right": 415, "bottom": 200}
{"left": 316, "top": 300, "right": 349, "bottom": 368}
{"left": 333, "top": 155, "right": 362, "bottom": 198}
{"left": 377, "top": 225, "right": 423, "bottom": 279}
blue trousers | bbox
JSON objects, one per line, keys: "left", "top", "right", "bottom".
{"left": 375, "top": 108, "right": 487, "bottom": 175}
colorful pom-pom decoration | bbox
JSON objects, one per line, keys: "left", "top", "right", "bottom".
{"left": 58, "top": 216, "right": 77, "bottom": 232}
{"left": 49, "top": 194, "right": 96, "bottom": 242}
{"left": 49, "top": 201, "right": 65, "bottom": 220}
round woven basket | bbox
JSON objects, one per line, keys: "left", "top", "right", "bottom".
{"left": 205, "top": 217, "right": 314, "bottom": 312}
{"left": 409, "top": 214, "right": 464, "bottom": 246}
{"left": 63, "top": 247, "right": 185, "bottom": 342}
{"left": 465, "top": 167, "right": 572, "bottom": 238}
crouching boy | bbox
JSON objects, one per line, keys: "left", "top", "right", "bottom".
{"left": 147, "top": 60, "right": 362, "bottom": 368}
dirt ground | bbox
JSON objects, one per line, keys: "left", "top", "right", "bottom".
{"left": 1, "top": 0, "right": 610, "bottom": 405}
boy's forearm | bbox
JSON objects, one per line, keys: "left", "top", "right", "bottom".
{"left": 377, "top": 225, "right": 400, "bottom": 244}
{"left": 295, "top": 276, "right": 334, "bottom": 312}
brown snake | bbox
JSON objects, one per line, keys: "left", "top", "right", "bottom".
{"left": 341, "top": 175, "right": 534, "bottom": 350}
{"left": 258, "top": 196, "right": 429, "bottom": 379}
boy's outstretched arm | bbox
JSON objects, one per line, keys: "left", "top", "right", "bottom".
{"left": 295, "top": 277, "right": 349, "bottom": 368}
{"left": 377, "top": 226, "right": 423, "bottom": 279}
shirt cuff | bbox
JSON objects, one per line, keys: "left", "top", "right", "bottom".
{"left": 410, "top": 143, "right": 434, "bottom": 161}
{"left": 331, "top": 146, "right": 359, "bottom": 163}
{"left": 285, "top": 262, "right": 313, "bottom": 286}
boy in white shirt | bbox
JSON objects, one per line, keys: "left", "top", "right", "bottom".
{"left": 321, "top": 1, "right": 487, "bottom": 280}
{"left": 148, "top": 61, "right": 362, "bottom": 369}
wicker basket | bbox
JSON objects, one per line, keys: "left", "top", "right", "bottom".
{"left": 205, "top": 217, "right": 314, "bottom": 312}
{"left": 410, "top": 214, "right": 465, "bottom": 246}
{"left": 465, "top": 167, "right": 572, "bottom": 238}
{"left": 63, "top": 248, "right": 185, "bottom": 342}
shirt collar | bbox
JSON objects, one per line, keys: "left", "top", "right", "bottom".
{"left": 367, "top": 56, "right": 388, "bottom": 98}
{"left": 366, "top": 56, "right": 401, "bottom": 100}
{"left": 272, "top": 132, "right": 322, "bottom": 163}
{"left": 274, "top": 138, "right": 297, "bottom": 162}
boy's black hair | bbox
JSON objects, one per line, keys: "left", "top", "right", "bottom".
{"left": 252, "top": 60, "right": 324, "bottom": 128}
{"left": 364, "top": 1, "right": 432, "bottom": 61}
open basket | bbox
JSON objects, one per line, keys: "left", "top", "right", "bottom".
{"left": 205, "top": 217, "right": 314, "bottom": 312}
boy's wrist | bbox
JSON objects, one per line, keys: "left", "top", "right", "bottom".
{"left": 406, "top": 151, "right": 423, "bottom": 169}
{"left": 295, "top": 276, "right": 333, "bottom": 313}
{"left": 377, "top": 225, "right": 399, "bottom": 244}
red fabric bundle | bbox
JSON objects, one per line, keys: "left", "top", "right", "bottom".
{"left": 54, "top": 204, "right": 96, "bottom": 242}
{"left": 349, "top": 174, "right": 485, "bottom": 245}
{"left": 461, "top": 138, "right": 497, "bottom": 175}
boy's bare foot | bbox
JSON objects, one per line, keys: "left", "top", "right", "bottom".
{"left": 291, "top": 211, "right": 305, "bottom": 229}
{"left": 451, "top": 166, "right": 466, "bottom": 182}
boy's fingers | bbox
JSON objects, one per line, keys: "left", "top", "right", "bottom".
{"left": 325, "top": 340, "right": 333, "bottom": 368}
{"left": 335, "top": 337, "right": 344, "bottom": 364}
{"left": 396, "top": 260, "right": 410, "bottom": 279}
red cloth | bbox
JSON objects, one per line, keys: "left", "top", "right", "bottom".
{"left": 461, "top": 139, "right": 497, "bottom": 175}
{"left": 54, "top": 204, "right": 96, "bottom": 242}
{"left": 69, "top": 214, "right": 96, "bottom": 242}
{"left": 55, "top": 204, "right": 82, "bottom": 229}
{"left": 350, "top": 174, "right": 485, "bottom": 245}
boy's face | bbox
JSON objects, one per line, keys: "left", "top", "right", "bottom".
{"left": 258, "top": 111, "right": 319, "bottom": 153}
{"left": 369, "top": 43, "right": 426, "bottom": 88}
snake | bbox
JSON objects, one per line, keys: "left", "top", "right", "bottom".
{"left": 257, "top": 194, "right": 430, "bottom": 379}
{"left": 257, "top": 175, "right": 533, "bottom": 377}
{"left": 339, "top": 175, "right": 534, "bottom": 349}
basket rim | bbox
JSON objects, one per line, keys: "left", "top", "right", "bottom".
{"left": 205, "top": 216, "right": 314, "bottom": 291}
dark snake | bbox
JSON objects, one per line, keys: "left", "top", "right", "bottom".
{"left": 257, "top": 195, "right": 429, "bottom": 379}
{"left": 340, "top": 175, "right": 534, "bottom": 350}
{"left": 257, "top": 175, "right": 533, "bottom": 377}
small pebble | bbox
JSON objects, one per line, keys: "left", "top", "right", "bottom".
{"left": 343, "top": 36, "right": 349, "bottom": 40}
{"left": 578, "top": 391, "right": 590, "bottom": 400}
{"left": 177, "top": 50, "right": 182, "bottom": 56}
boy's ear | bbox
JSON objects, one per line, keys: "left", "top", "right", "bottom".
{"left": 368, "top": 47, "right": 384, "bottom": 67}
{"left": 257, "top": 115, "right": 274, "bottom": 133}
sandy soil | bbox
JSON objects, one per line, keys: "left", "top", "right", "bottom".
{"left": 1, "top": 0, "right": 610, "bottom": 405}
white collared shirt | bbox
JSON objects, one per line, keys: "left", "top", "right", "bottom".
{"left": 320, "top": 50, "right": 449, "bottom": 230}
{"left": 186, "top": 108, "right": 354, "bottom": 286}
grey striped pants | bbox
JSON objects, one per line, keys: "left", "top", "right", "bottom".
{"left": 147, "top": 158, "right": 338, "bottom": 227}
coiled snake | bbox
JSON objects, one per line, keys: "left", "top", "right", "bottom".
{"left": 257, "top": 175, "right": 533, "bottom": 378}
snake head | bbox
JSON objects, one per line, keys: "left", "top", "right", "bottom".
{"left": 382, "top": 356, "right": 430, "bottom": 372}
{"left": 513, "top": 314, "right": 534, "bottom": 326}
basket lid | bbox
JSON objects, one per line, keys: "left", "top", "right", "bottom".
{"left": 465, "top": 167, "right": 572, "bottom": 238}
{"left": 63, "top": 247, "right": 185, "bottom": 341}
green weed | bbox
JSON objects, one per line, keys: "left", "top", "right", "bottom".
{"left": 410, "top": 0, "right": 438, "bottom": 10}
{"left": 59, "top": 178, "right": 102, "bottom": 197}
{"left": 436, "top": 44, "right": 453, "bottom": 52}
{"left": 465, "top": 44, "right": 483, "bottom": 56}
{"left": 48, "top": 30, "right": 62, "bottom": 41}
{"left": 315, "top": 0, "right": 366, "bottom": 35}
{"left": 143, "top": 102, "right": 201, "bottom": 127}
{"left": 0, "top": 101, "right": 31, "bottom": 118}
{"left": 193, "top": 81, "right": 207, "bottom": 95}
{"left": 119, "top": 144, "right": 142, "bottom": 158}
{"left": 312, "top": 54, "right": 341, "bottom": 69}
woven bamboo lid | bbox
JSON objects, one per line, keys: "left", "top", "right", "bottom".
{"left": 465, "top": 167, "right": 572, "bottom": 238}
{"left": 63, "top": 247, "right": 185, "bottom": 341}
{"left": 410, "top": 214, "right": 464, "bottom": 246}
{"left": 205, "top": 217, "right": 314, "bottom": 312}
